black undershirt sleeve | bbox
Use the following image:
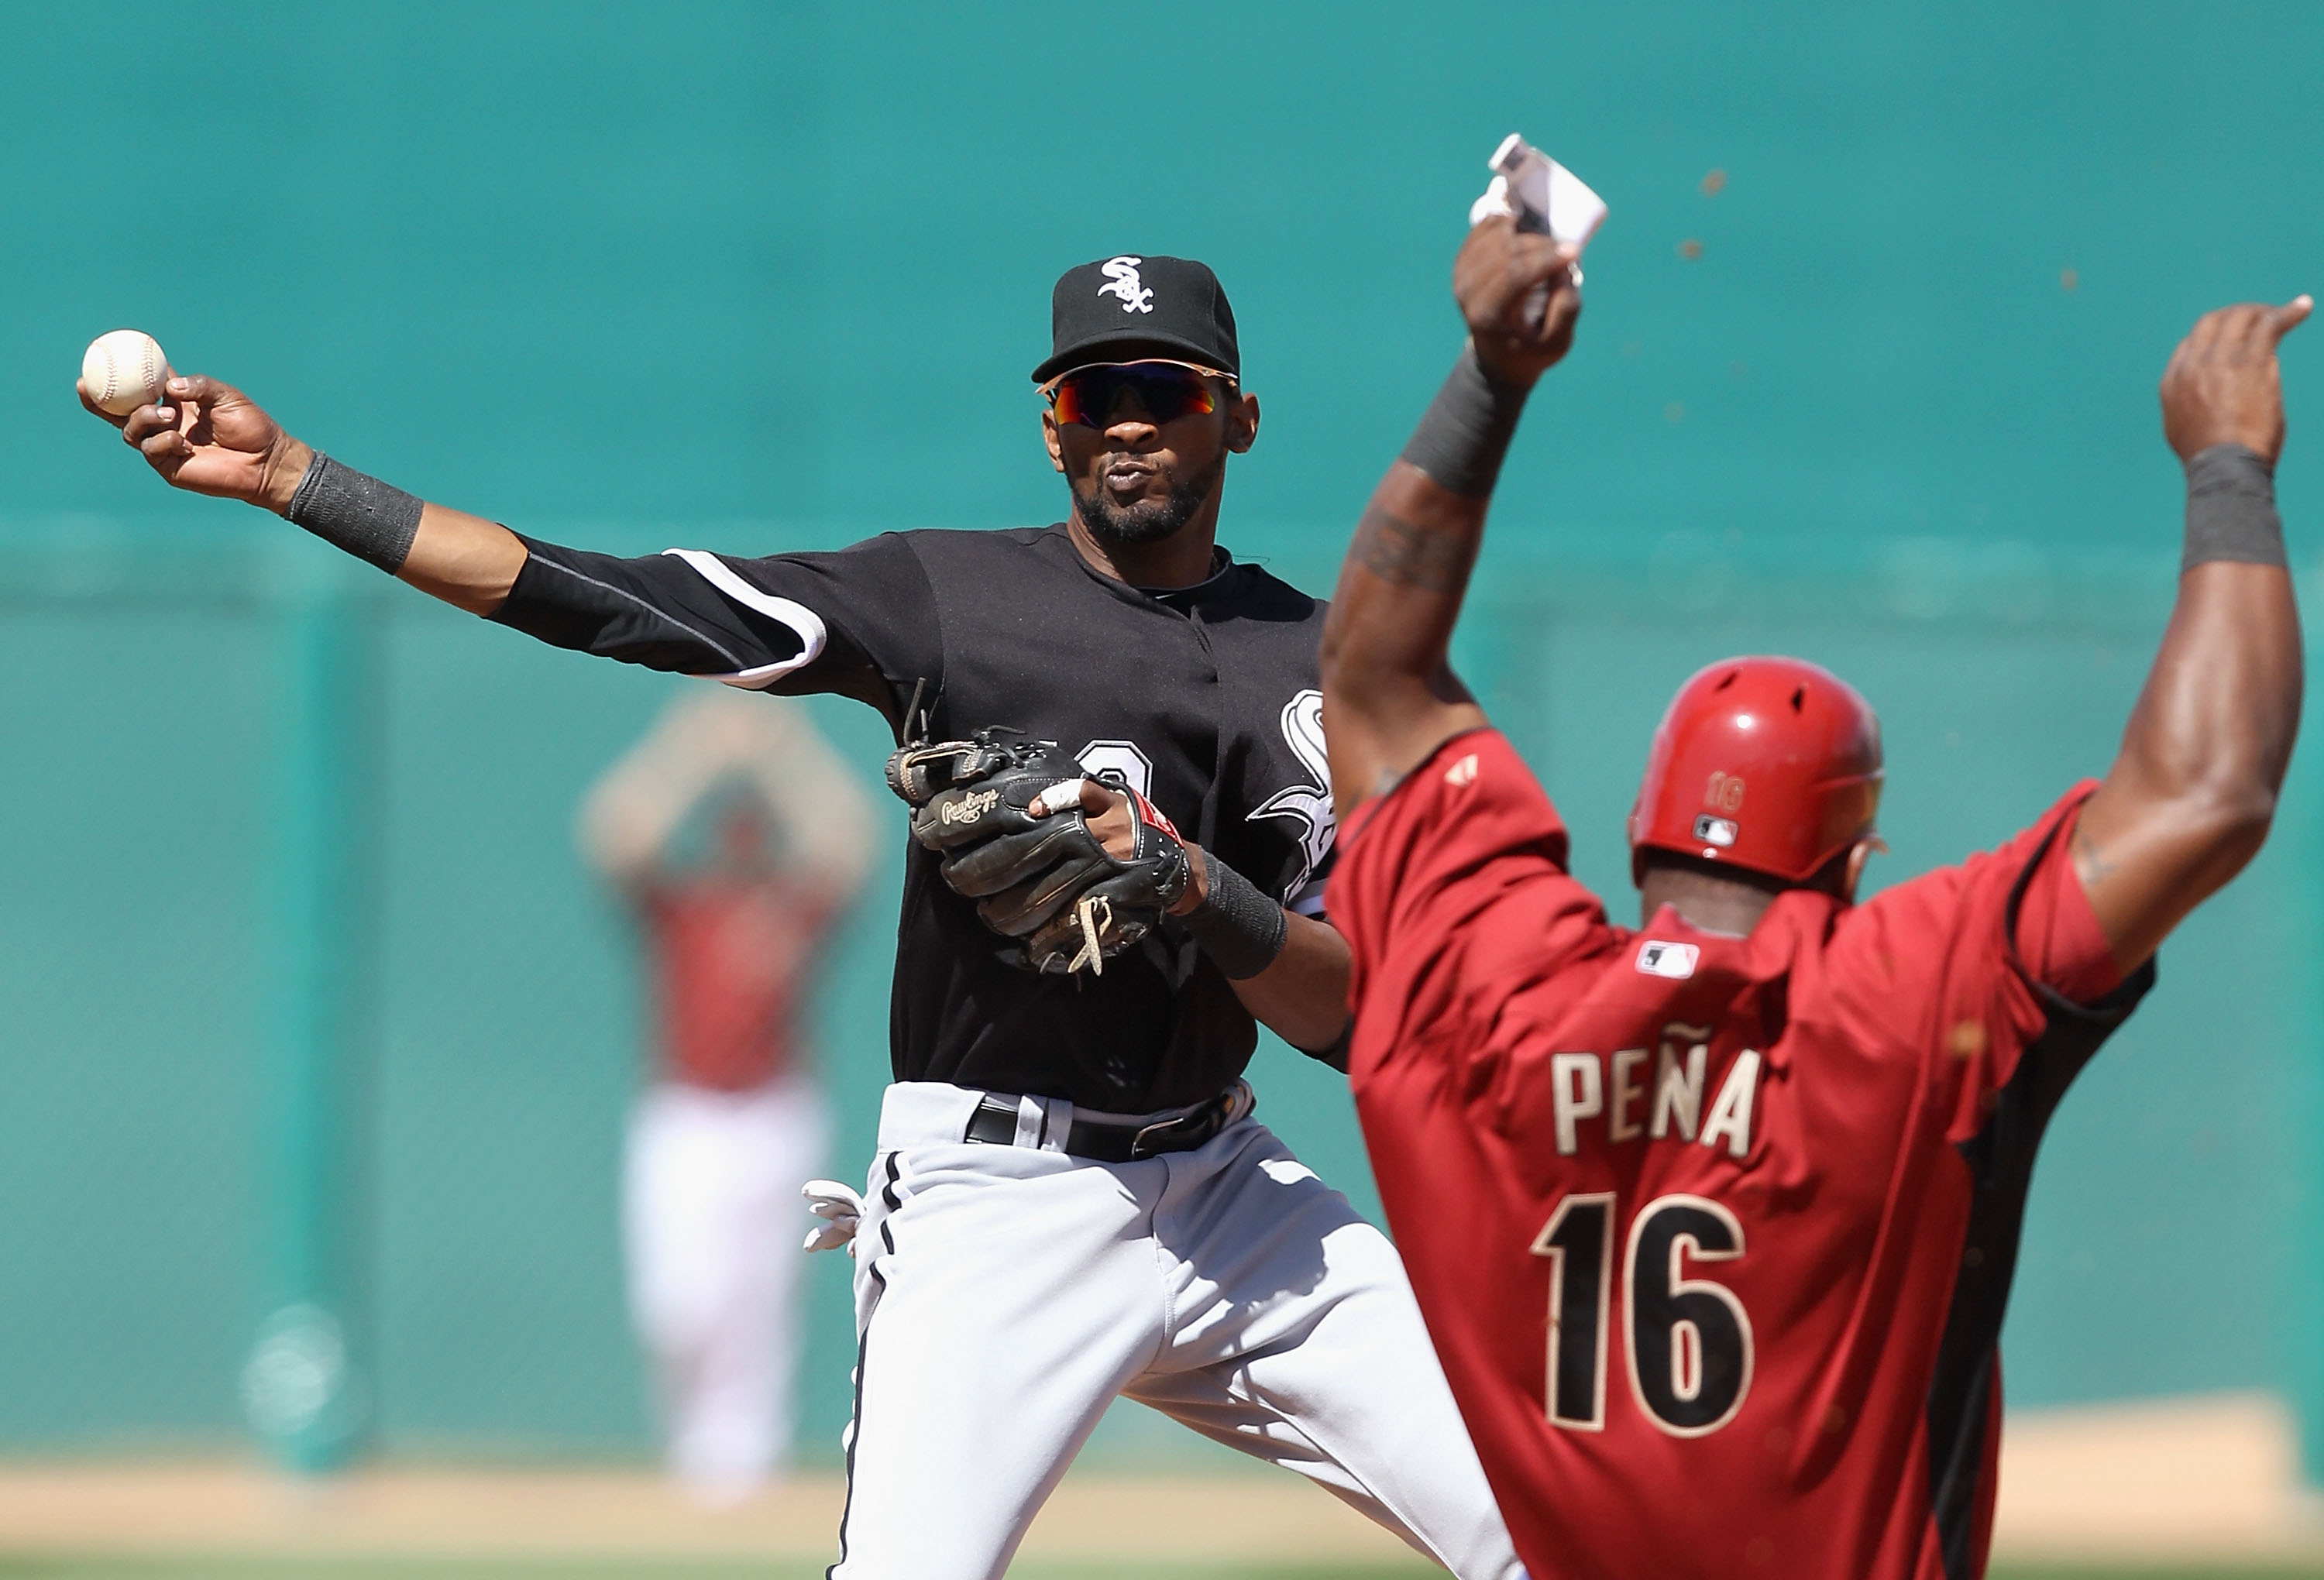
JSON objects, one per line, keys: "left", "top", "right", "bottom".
{"left": 490, "top": 531, "right": 941, "bottom": 722}
{"left": 491, "top": 536, "right": 772, "bottom": 673}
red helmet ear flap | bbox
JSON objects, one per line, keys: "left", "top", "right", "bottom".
{"left": 1630, "top": 657, "right": 1883, "bottom": 887}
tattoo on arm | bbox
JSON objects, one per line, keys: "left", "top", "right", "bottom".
{"left": 2071, "top": 822, "right": 2118, "bottom": 882}
{"left": 1353, "top": 502, "right": 1476, "bottom": 593}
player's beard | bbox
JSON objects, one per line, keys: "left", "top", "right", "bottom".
{"left": 1074, "top": 451, "right": 1225, "bottom": 546}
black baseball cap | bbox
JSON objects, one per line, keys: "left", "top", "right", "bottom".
{"left": 1032, "top": 255, "right": 1240, "bottom": 385}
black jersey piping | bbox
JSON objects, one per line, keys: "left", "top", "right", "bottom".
{"left": 1923, "top": 816, "right": 2155, "bottom": 1579}
{"left": 1139, "top": 544, "right": 1236, "bottom": 601}
{"left": 1045, "top": 521, "right": 1240, "bottom": 610}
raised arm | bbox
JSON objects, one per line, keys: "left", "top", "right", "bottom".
{"left": 84, "top": 373, "right": 526, "bottom": 613}
{"left": 1318, "top": 218, "right": 1582, "bottom": 819}
{"left": 581, "top": 694, "right": 774, "bottom": 887}
{"left": 2072, "top": 297, "right": 2312, "bottom": 972}
{"left": 80, "top": 371, "right": 865, "bottom": 696}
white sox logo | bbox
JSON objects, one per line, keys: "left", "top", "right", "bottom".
{"left": 1097, "top": 256, "right": 1155, "bottom": 314}
{"left": 1250, "top": 689, "right": 1335, "bottom": 903}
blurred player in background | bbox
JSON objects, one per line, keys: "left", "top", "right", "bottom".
{"left": 580, "top": 690, "right": 873, "bottom": 1501}
{"left": 1319, "top": 208, "right": 2307, "bottom": 1578}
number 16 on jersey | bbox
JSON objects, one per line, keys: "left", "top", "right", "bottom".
{"left": 1533, "top": 1191, "right": 1754, "bottom": 1437}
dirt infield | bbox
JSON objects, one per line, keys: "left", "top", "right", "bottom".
{"left": 0, "top": 1462, "right": 1419, "bottom": 1567}
{"left": 1988, "top": 1392, "right": 2324, "bottom": 1561}
{"left": 0, "top": 1393, "right": 2316, "bottom": 1567}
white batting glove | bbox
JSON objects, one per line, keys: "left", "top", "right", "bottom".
{"left": 802, "top": 1179, "right": 865, "bottom": 1255}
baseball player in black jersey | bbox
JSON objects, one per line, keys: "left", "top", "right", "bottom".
{"left": 85, "top": 255, "right": 1523, "bottom": 1579}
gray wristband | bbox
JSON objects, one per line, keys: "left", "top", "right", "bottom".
{"left": 2183, "top": 445, "right": 2285, "bottom": 572}
{"left": 1400, "top": 344, "right": 1530, "bottom": 498}
{"left": 286, "top": 454, "right": 425, "bottom": 574}
{"left": 1181, "top": 848, "right": 1289, "bottom": 981}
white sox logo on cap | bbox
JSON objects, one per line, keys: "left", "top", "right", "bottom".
{"left": 1097, "top": 257, "right": 1155, "bottom": 314}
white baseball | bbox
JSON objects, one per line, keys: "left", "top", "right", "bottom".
{"left": 81, "top": 330, "right": 170, "bottom": 417}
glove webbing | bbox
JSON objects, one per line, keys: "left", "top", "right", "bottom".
{"left": 1067, "top": 894, "right": 1114, "bottom": 977}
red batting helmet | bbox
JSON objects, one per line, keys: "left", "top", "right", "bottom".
{"left": 1628, "top": 656, "right": 1884, "bottom": 887}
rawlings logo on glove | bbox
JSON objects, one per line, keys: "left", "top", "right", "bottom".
{"left": 885, "top": 728, "right": 1191, "bottom": 976}
{"left": 940, "top": 788, "right": 1001, "bottom": 826}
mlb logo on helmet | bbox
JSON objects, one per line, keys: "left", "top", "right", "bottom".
{"left": 1629, "top": 655, "right": 1883, "bottom": 885}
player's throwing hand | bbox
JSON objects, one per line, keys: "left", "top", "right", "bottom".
{"left": 2161, "top": 295, "right": 2312, "bottom": 466}
{"left": 77, "top": 373, "right": 310, "bottom": 512}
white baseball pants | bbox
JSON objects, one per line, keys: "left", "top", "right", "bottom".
{"left": 826, "top": 1081, "right": 1525, "bottom": 1580}
{"left": 624, "top": 1076, "right": 827, "bottom": 1501}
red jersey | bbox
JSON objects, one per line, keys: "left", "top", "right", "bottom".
{"left": 642, "top": 879, "right": 836, "bottom": 1092}
{"left": 1330, "top": 731, "right": 2150, "bottom": 1580}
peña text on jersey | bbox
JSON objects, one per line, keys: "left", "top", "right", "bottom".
{"left": 1549, "top": 1022, "right": 1762, "bottom": 1159}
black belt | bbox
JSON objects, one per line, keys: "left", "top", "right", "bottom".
{"left": 963, "top": 1086, "right": 1245, "bottom": 1162}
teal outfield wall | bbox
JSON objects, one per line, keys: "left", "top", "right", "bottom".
{"left": 3, "top": 2, "right": 2322, "bottom": 1468}
{"left": 2, "top": 533, "right": 2320, "bottom": 1470}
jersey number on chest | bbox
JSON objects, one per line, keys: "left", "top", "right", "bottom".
{"left": 1532, "top": 1192, "right": 1754, "bottom": 1437}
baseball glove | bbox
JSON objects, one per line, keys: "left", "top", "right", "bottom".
{"left": 885, "top": 730, "right": 1192, "bottom": 976}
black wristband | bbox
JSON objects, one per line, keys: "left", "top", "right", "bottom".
{"left": 1181, "top": 849, "right": 1289, "bottom": 981}
{"left": 2183, "top": 445, "right": 2285, "bottom": 572}
{"left": 1399, "top": 344, "right": 1531, "bottom": 498}
{"left": 286, "top": 454, "right": 425, "bottom": 574}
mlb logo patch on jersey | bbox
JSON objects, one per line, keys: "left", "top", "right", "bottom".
{"left": 1635, "top": 940, "right": 1699, "bottom": 979}
{"left": 1444, "top": 754, "right": 1480, "bottom": 788}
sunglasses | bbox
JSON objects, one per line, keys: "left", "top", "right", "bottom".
{"left": 1042, "top": 361, "right": 1232, "bottom": 428}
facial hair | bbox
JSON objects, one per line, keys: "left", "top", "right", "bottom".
{"left": 1072, "top": 448, "right": 1226, "bottom": 546}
